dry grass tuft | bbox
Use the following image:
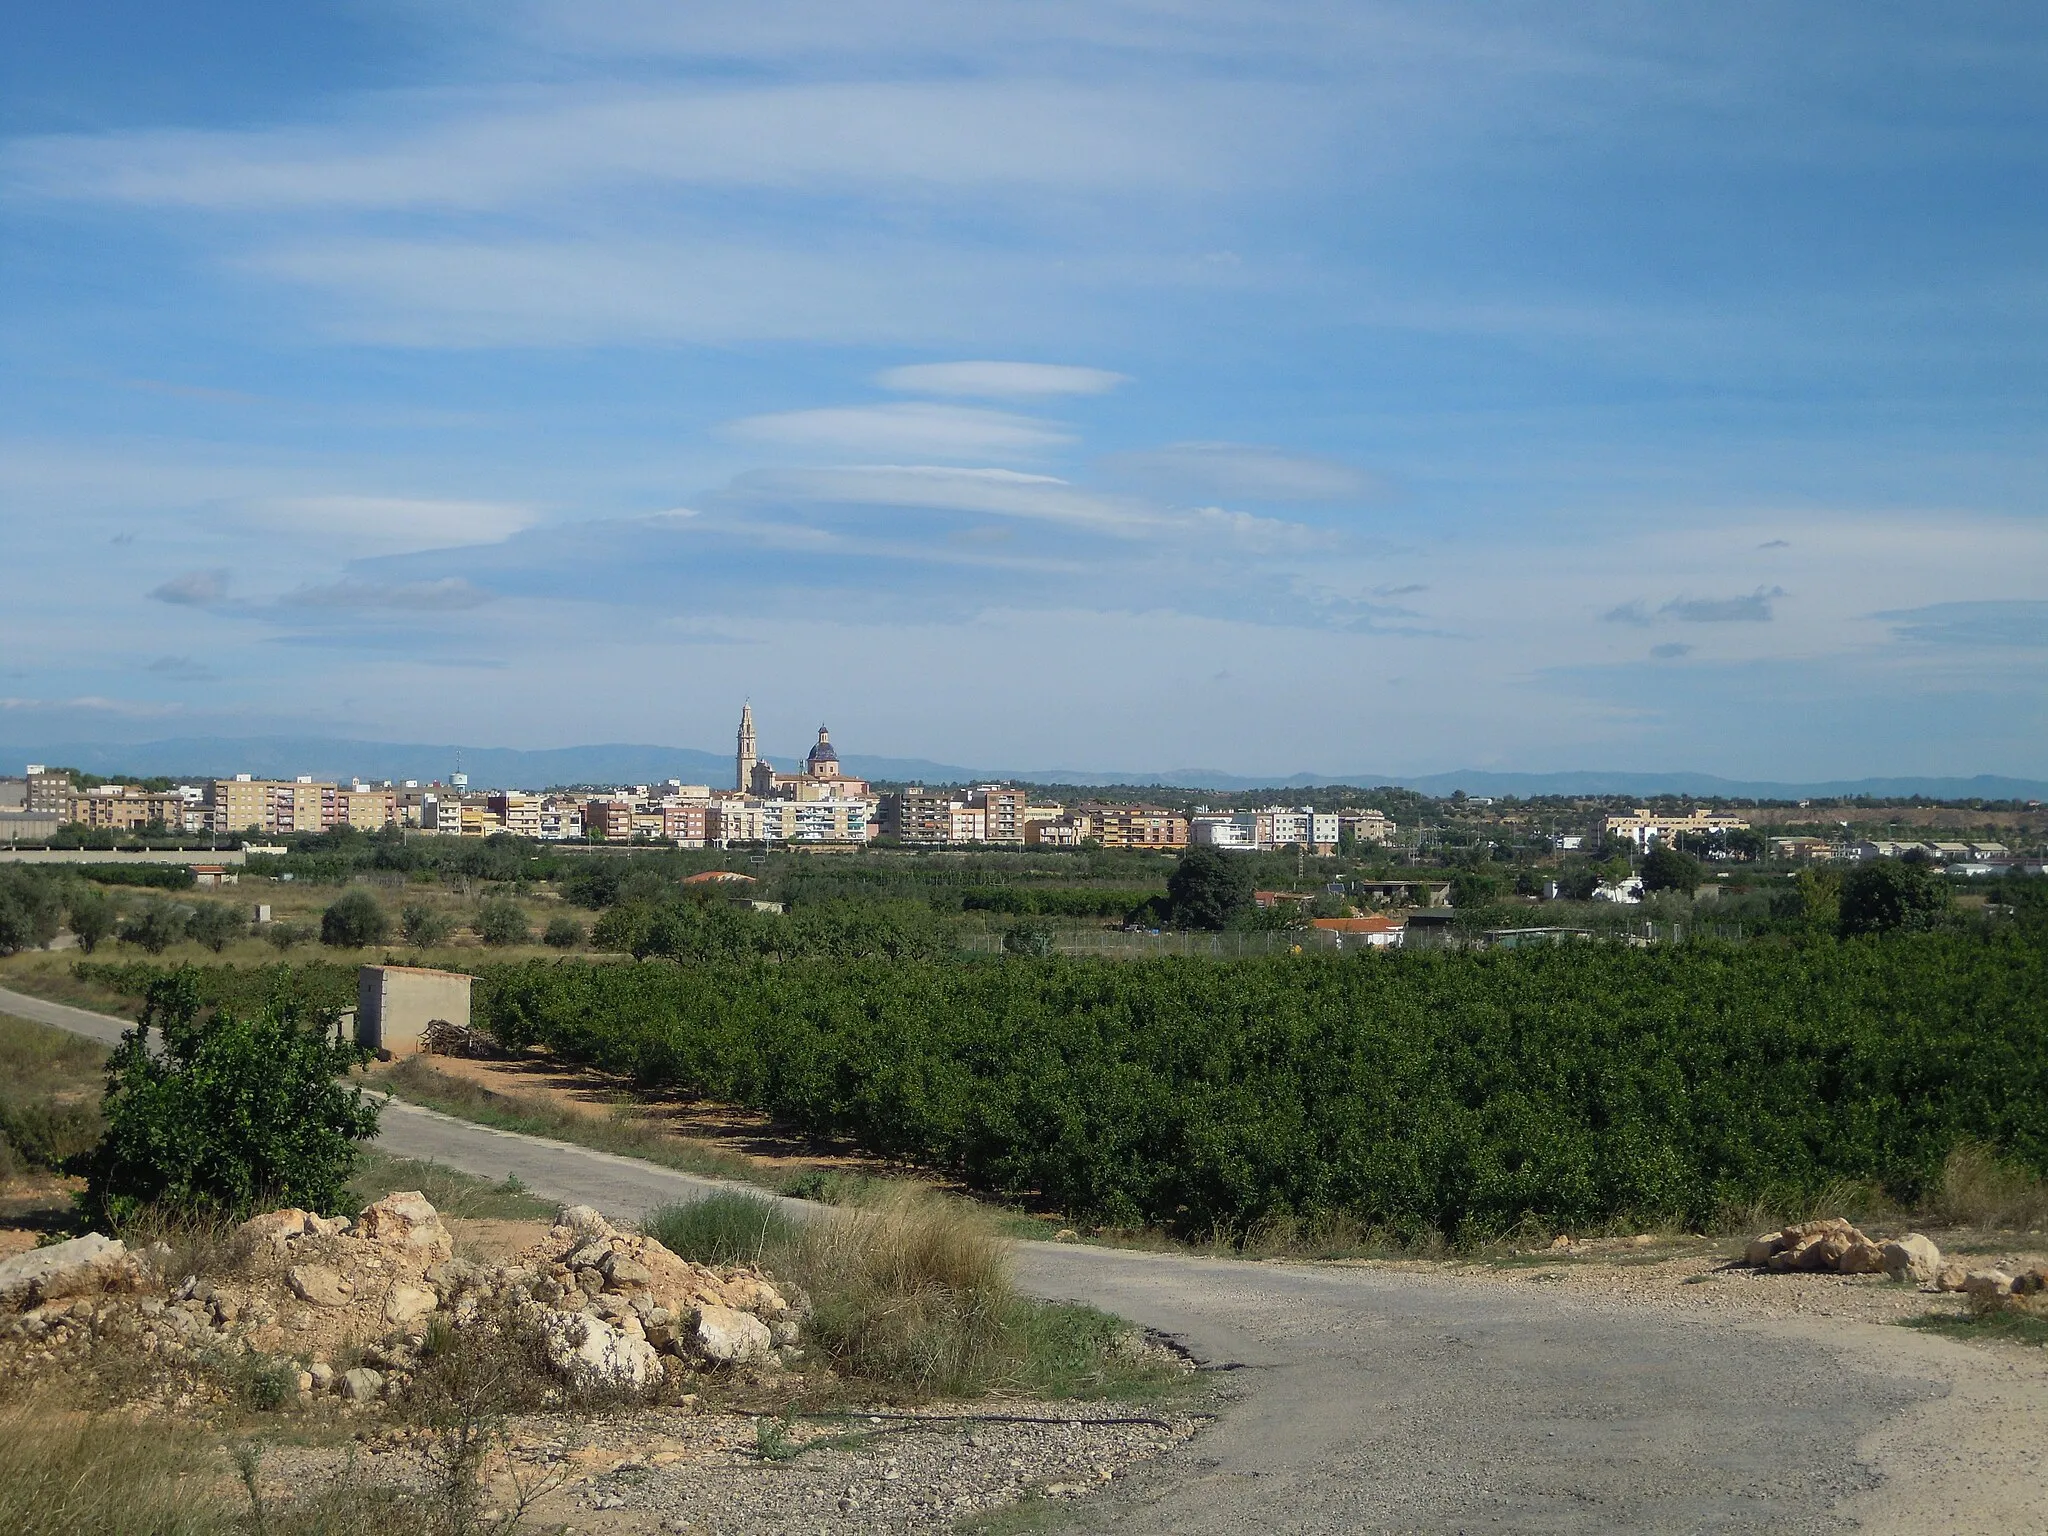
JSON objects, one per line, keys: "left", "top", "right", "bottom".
{"left": 791, "top": 1184, "right": 1016, "bottom": 1398}
{"left": 0, "top": 1397, "right": 227, "bottom": 1536}
{"left": 1930, "top": 1144, "right": 2048, "bottom": 1230}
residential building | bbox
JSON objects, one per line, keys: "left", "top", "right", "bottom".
{"left": 1023, "top": 816, "right": 1087, "bottom": 848}
{"left": 335, "top": 787, "right": 398, "bottom": 831}
{"left": 25, "top": 767, "right": 71, "bottom": 816}
{"left": 884, "top": 786, "right": 959, "bottom": 845}
{"left": 1191, "top": 805, "right": 1356, "bottom": 854}
{"left": 1339, "top": 811, "right": 1397, "bottom": 846}
{"left": 206, "top": 775, "right": 336, "bottom": 837}
{"left": 706, "top": 799, "right": 774, "bottom": 845}
{"left": 486, "top": 792, "right": 542, "bottom": 839}
{"left": 659, "top": 801, "right": 709, "bottom": 847}
{"left": 1082, "top": 803, "right": 1188, "bottom": 850}
{"left": 790, "top": 798, "right": 871, "bottom": 843}
{"left": 63, "top": 787, "right": 188, "bottom": 831}
{"left": 1600, "top": 807, "right": 1749, "bottom": 850}
{"left": 1770, "top": 836, "right": 1834, "bottom": 862}
{"left": 583, "top": 799, "right": 635, "bottom": 843}
{"left": 969, "top": 785, "right": 1028, "bottom": 844}
{"left": 537, "top": 803, "right": 583, "bottom": 842}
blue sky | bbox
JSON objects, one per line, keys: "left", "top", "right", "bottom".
{"left": 3, "top": 1, "right": 2045, "bottom": 778}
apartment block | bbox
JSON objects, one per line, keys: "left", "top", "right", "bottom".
{"left": 659, "top": 801, "right": 709, "bottom": 847}
{"left": 883, "top": 783, "right": 1025, "bottom": 845}
{"left": 204, "top": 775, "right": 334, "bottom": 836}
{"left": 1601, "top": 808, "right": 1749, "bottom": 850}
{"left": 486, "top": 792, "right": 542, "bottom": 839}
{"left": 336, "top": 788, "right": 398, "bottom": 830}
{"left": 63, "top": 787, "right": 189, "bottom": 831}
{"left": 583, "top": 798, "right": 635, "bottom": 843}
{"left": 25, "top": 768, "right": 72, "bottom": 816}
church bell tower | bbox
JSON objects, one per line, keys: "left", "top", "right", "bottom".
{"left": 736, "top": 702, "right": 757, "bottom": 792}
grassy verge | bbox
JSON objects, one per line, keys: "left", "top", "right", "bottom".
{"left": 1903, "top": 1306, "right": 2048, "bottom": 1349}
{"left": 645, "top": 1189, "right": 1194, "bottom": 1406}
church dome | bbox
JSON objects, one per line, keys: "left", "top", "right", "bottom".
{"left": 807, "top": 726, "right": 840, "bottom": 770}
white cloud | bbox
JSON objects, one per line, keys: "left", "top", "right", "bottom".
{"left": 734, "top": 463, "right": 1323, "bottom": 547}
{"left": 241, "top": 237, "right": 1026, "bottom": 347}
{"left": 723, "top": 403, "right": 1071, "bottom": 459}
{"left": 238, "top": 497, "right": 537, "bottom": 555}
{"left": 1101, "top": 441, "right": 1381, "bottom": 502}
{"left": 8, "top": 81, "right": 1249, "bottom": 212}
{"left": 875, "top": 362, "right": 1129, "bottom": 399}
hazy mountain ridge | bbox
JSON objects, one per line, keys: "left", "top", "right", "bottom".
{"left": 4, "top": 735, "right": 2041, "bottom": 802}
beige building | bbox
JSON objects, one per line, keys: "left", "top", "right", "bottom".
{"left": 335, "top": 788, "right": 398, "bottom": 831}
{"left": 356, "top": 964, "right": 471, "bottom": 1056}
{"left": 63, "top": 787, "right": 188, "bottom": 831}
{"left": 1026, "top": 803, "right": 1190, "bottom": 850}
{"left": 206, "top": 776, "right": 334, "bottom": 836}
{"left": 1601, "top": 807, "right": 1750, "bottom": 850}
{"left": 486, "top": 792, "right": 542, "bottom": 838}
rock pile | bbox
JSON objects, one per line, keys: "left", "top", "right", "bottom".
{"left": 1742, "top": 1218, "right": 2048, "bottom": 1310}
{"left": 1742, "top": 1218, "right": 1894, "bottom": 1275}
{"left": 0, "top": 1192, "right": 803, "bottom": 1407}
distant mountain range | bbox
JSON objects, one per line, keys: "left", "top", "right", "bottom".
{"left": 1, "top": 734, "right": 2041, "bottom": 801}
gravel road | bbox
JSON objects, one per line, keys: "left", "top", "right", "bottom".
{"left": 2, "top": 984, "right": 2013, "bottom": 1533}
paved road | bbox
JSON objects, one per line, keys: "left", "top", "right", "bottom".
{"left": 2, "top": 984, "right": 1933, "bottom": 1533}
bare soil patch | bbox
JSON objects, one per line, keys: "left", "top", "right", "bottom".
{"left": 375, "top": 1050, "right": 914, "bottom": 1181}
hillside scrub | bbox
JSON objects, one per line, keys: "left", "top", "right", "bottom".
{"left": 478, "top": 933, "right": 2048, "bottom": 1239}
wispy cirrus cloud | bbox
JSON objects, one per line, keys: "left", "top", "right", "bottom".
{"left": 723, "top": 403, "right": 1071, "bottom": 460}
{"left": 875, "top": 361, "right": 1128, "bottom": 398}
{"left": 1101, "top": 441, "right": 1382, "bottom": 503}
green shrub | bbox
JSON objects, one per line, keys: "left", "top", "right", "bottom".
{"left": 0, "top": 868, "right": 65, "bottom": 955}
{"left": 118, "top": 899, "right": 186, "bottom": 954}
{"left": 320, "top": 889, "right": 390, "bottom": 948}
{"left": 401, "top": 902, "right": 455, "bottom": 948}
{"left": 263, "top": 920, "right": 313, "bottom": 951}
{"left": 474, "top": 897, "right": 529, "bottom": 947}
{"left": 67, "top": 886, "right": 116, "bottom": 953}
{"left": 81, "top": 969, "right": 381, "bottom": 1225}
{"left": 184, "top": 902, "right": 245, "bottom": 954}
{"left": 542, "top": 914, "right": 584, "bottom": 949}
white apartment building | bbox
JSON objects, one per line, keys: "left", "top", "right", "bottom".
{"left": 1190, "top": 806, "right": 1355, "bottom": 854}
{"left": 706, "top": 796, "right": 872, "bottom": 847}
